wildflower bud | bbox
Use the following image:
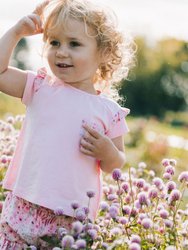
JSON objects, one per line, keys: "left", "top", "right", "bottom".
{"left": 169, "top": 159, "right": 177, "bottom": 166}
{"left": 71, "top": 201, "right": 80, "bottom": 210}
{"left": 109, "top": 205, "right": 119, "bottom": 219}
{"left": 137, "top": 192, "right": 149, "bottom": 206}
{"left": 165, "top": 165, "right": 175, "bottom": 176}
{"left": 61, "top": 235, "right": 74, "bottom": 248}
{"left": 72, "top": 221, "right": 83, "bottom": 235}
{"left": 178, "top": 171, "right": 188, "bottom": 183}
{"left": 122, "top": 205, "right": 131, "bottom": 215}
{"left": 141, "top": 218, "right": 153, "bottom": 229}
{"left": 75, "top": 239, "right": 86, "bottom": 249}
{"left": 148, "top": 187, "right": 158, "bottom": 200}
{"left": 87, "top": 229, "right": 97, "bottom": 240}
{"left": 168, "top": 189, "right": 181, "bottom": 204}
{"left": 28, "top": 246, "right": 37, "bottom": 250}
{"left": 161, "top": 158, "right": 170, "bottom": 167}
{"left": 136, "top": 178, "right": 145, "bottom": 188}
{"left": 164, "top": 219, "right": 173, "bottom": 228}
{"left": 153, "top": 177, "right": 163, "bottom": 189}
{"left": 100, "top": 201, "right": 109, "bottom": 211}
{"left": 112, "top": 168, "right": 122, "bottom": 181}
{"left": 110, "top": 227, "right": 122, "bottom": 236}
{"left": 165, "top": 245, "right": 176, "bottom": 250}
{"left": 119, "top": 216, "right": 128, "bottom": 225}
{"left": 159, "top": 209, "right": 169, "bottom": 219}
{"left": 129, "top": 242, "right": 141, "bottom": 250}
{"left": 163, "top": 173, "right": 172, "bottom": 180}
{"left": 86, "top": 190, "right": 95, "bottom": 198}
{"left": 75, "top": 208, "right": 87, "bottom": 222}
{"left": 130, "top": 234, "right": 141, "bottom": 244}
{"left": 138, "top": 162, "right": 147, "bottom": 169}
{"left": 166, "top": 181, "right": 177, "bottom": 193}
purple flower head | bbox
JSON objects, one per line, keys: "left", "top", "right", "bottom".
{"left": 148, "top": 187, "right": 158, "bottom": 200}
{"left": 54, "top": 207, "right": 64, "bottom": 216}
{"left": 166, "top": 181, "right": 177, "bottom": 193}
{"left": 129, "top": 242, "right": 141, "bottom": 250}
{"left": 107, "top": 193, "right": 118, "bottom": 201}
{"left": 161, "top": 158, "right": 170, "bottom": 167}
{"left": 82, "top": 206, "right": 89, "bottom": 215}
{"left": 119, "top": 216, "right": 128, "bottom": 225}
{"left": 100, "top": 201, "right": 109, "bottom": 211}
{"left": 138, "top": 162, "right": 147, "bottom": 169}
{"left": 159, "top": 209, "right": 169, "bottom": 219}
{"left": 110, "top": 227, "right": 122, "bottom": 236}
{"left": 163, "top": 173, "right": 172, "bottom": 180}
{"left": 136, "top": 178, "right": 145, "bottom": 189}
{"left": 130, "top": 234, "right": 141, "bottom": 244}
{"left": 87, "top": 229, "right": 98, "bottom": 240}
{"left": 112, "top": 168, "right": 122, "bottom": 181}
{"left": 121, "top": 182, "right": 130, "bottom": 192}
{"left": 87, "top": 190, "right": 95, "bottom": 198}
{"left": 141, "top": 218, "right": 153, "bottom": 229}
{"left": 153, "top": 177, "right": 163, "bottom": 189}
{"left": 130, "top": 207, "right": 138, "bottom": 217}
{"left": 102, "top": 242, "right": 109, "bottom": 249}
{"left": 71, "top": 221, "right": 83, "bottom": 235}
{"left": 75, "top": 208, "right": 87, "bottom": 222}
{"left": 165, "top": 165, "right": 175, "bottom": 176}
{"left": 75, "top": 239, "right": 86, "bottom": 249}
{"left": 61, "top": 235, "right": 74, "bottom": 248}
{"left": 164, "top": 219, "right": 173, "bottom": 228}
{"left": 122, "top": 205, "right": 131, "bottom": 215}
{"left": 109, "top": 205, "right": 119, "bottom": 219}
{"left": 52, "top": 248, "right": 61, "bottom": 250}
{"left": 168, "top": 189, "right": 181, "bottom": 204}
{"left": 137, "top": 192, "right": 149, "bottom": 206}
{"left": 71, "top": 201, "right": 80, "bottom": 210}
{"left": 178, "top": 171, "right": 188, "bottom": 183}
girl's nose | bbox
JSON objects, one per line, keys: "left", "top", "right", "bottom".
{"left": 56, "top": 45, "right": 69, "bottom": 58}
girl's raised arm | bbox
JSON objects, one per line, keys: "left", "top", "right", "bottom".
{"left": 0, "top": 1, "right": 49, "bottom": 98}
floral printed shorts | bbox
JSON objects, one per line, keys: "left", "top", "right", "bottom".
{"left": 0, "top": 192, "right": 73, "bottom": 249}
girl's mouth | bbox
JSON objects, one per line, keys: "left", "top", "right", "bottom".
{"left": 56, "top": 63, "right": 73, "bottom": 68}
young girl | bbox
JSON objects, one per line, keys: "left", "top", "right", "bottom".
{"left": 0, "top": 0, "right": 134, "bottom": 248}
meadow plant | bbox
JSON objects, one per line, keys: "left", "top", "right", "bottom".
{"left": 0, "top": 116, "right": 188, "bottom": 249}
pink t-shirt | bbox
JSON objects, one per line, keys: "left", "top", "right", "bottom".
{"left": 3, "top": 69, "right": 130, "bottom": 221}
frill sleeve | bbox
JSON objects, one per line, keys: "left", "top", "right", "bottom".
{"left": 21, "top": 68, "right": 47, "bottom": 106}
{"left": 106, "top": 105, "right": 130, "bottom": 139}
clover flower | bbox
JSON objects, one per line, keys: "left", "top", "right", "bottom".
{"left": 129, "top": 242, "right": 141, "bottom": 250}
{"left": 71, "top": 201, "right": 80, "bottom": 210}
{"left": 159, "top": 209, "right": 169, "bottom": 219}
{"left": 87, "top": 229, "right": 98, "bottom": 240}
{"left": 61, "top": 235, "right": 74, "bottom": 248}
{"left": 178, "top": 171, "right": 188, "bottom": 183}
{"left": 87, "top": 190, "right": 95, "bottom": 198}
{"left": 168, "top": 189, "right": 181, "bottom": 204}
{"left": 72, "top": 221, "right": 83, "bottom": 235}
{"left": 75, "top": 239, "right": 86, "bottom": 249}
{"left": 109, "top": 205, "right": 119, "bottom": 219}
{"left": 130, "top": 234, "right": 141, "bottom": 244}
{"left": 75, "top": 208, "right": 87, "bottom": 222}
{"left": 112, "top": 168, "right": 122, "bottom": 181}
{"left": 141, "top": 218, "right": 153, "bottom": 229}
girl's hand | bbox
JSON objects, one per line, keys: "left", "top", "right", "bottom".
{"left": 13, "top": 0, "right": 50, "bottom": 38}
{"left": 80, "top": 125, "right": 118, "bottom": 161}
{"left": 13, "top": 14, "right": 43, "bottom": 38}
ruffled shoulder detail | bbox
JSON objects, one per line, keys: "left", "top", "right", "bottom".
{"left": 33, "top": 67, "right": 47, "bottom": 92}
{"left": 111, "top": 107, "right": 130, "bottom": 125}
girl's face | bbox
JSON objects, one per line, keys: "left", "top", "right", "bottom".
{"left": 46, "top": 18, "right": 101, "bottom": 92}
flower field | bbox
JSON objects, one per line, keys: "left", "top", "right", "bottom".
{"left": 0, "top": 115, "right": 188, "bottom": 249}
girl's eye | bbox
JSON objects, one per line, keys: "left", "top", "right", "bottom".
{"left": 50, "top": 40, "right": 60, "bottom": 47}
{"left": 69, "top": 41, "right": 80, "bottom": 47}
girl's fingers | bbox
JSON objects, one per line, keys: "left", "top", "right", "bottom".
{"left": 28, "top": 14, "right": 43, "bottom": 32}
{"left": 80, "top": 146, "right": 94, "bottom": 157}
{"left": 80, "top": 138, "right": 95, "bottom": 151}
{"left": 83, "top": 125, "right": 100, "bottom": 139}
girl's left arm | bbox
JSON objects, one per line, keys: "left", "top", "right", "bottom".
{"left": 80, "top": 125, "right": 126, "bottom": 173}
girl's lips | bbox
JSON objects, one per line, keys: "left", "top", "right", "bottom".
{"left": 56, "top": 63, "right": 73, "bottom": 68}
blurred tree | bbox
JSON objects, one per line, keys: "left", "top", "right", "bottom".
{"left": 119, "top": 38, "right": 188, "bottom": 118}
{"left": 11, "top": 38, "right": 30, "bottom": 70}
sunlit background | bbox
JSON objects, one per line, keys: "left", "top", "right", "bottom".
{"left": 0, "top": 0, "right": 188, "bottom": 174}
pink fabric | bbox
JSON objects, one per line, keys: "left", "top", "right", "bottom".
{"left": 0, "top": 192, "right": 73, "bottom": 248}
{"left": 3, "top": 69, "right": 129, "bottom": 221}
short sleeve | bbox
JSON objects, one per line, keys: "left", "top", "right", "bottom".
{"left": 106, "top": 106, "right": 130, "bottom": 139}
{"left": 21, "top": 68, "right": 47, "bottom": 106}
{"left": 21, "top": 71, "right": 36, "bottom": 106}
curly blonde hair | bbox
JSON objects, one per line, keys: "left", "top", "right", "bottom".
{"left": 42, "top": 0, "right": 135, "bottom": 87}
